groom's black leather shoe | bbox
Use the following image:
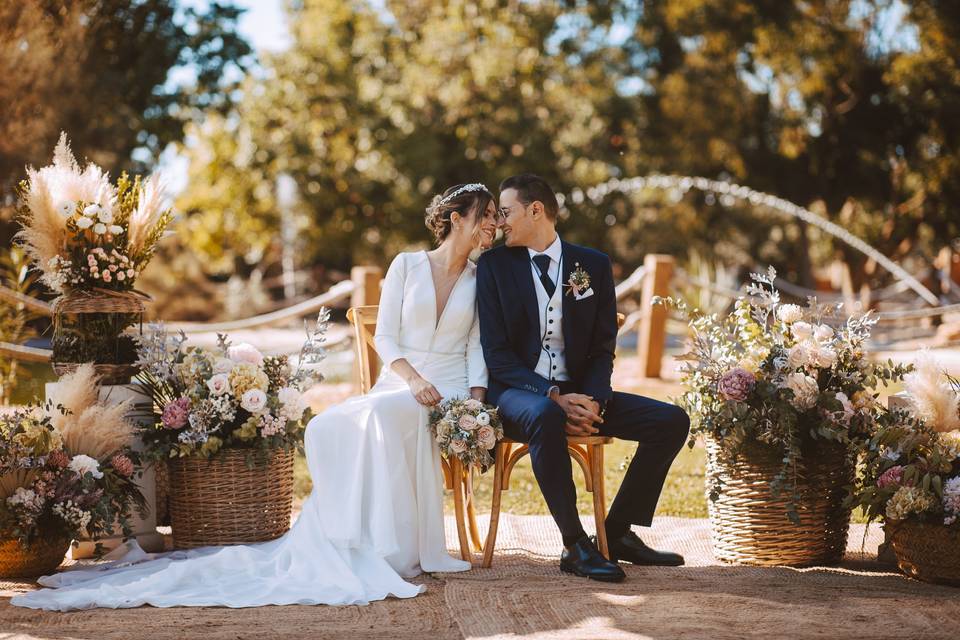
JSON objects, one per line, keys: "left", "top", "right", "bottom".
{"left": 560, "top": 536, "right": 626, "bottom": 582}
{"left": 601, "top": 531, "right": 685, "bottom": 567}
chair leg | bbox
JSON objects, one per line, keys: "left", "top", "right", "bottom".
{"left": 450, "top": 458, "right": 472, "bottom": 562}
{"left": 590, "top": 444, "right": 609, "bottom": 559}
{"left": 482, "top": 443, "right": 507, "bottom": 568}
{"left": 466, "top": 472, "right": 483, "bottom": 553}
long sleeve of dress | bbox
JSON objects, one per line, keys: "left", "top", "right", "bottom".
{"left": 374, "top": 253, "right": 407, "bottom": 368}
{"left": 466, "top": 305, "right": 488, "bottom": 389}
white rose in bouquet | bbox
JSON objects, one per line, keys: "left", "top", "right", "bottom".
{"left": 783, "top": 372, "right": 819, "bottom": 410}
{"left": 97, "top": 209, "right": 114, "bottom": 224}
{"left": 810, "top": 344, "right": 837, "bottom": 369}
{"left": 791, "top": 321, "right": 813, "bottom": 341}
{"left": 75, "top": 216, "right": 93, "bottom": 230}
{"left": 787, "top": 341, "right": 812, "bottom": 370}
{"left": 278, "top": 386, "right": 307, "bottom": 420}
{"left": 777, "top": 304, "right": 803, "bottom": 324}
{"left": 475, "top": 411, "right": 491, "bottom": 426}
{"left": 241, "top": 388, "right": 268, "bottom": 414}
{"left": 57, "top": 200, "right": 76, "bottom": 217}
{"left": 228, "top": 343, "right": 264, "bottom": 366}
{"left": 213, "top": 357, "right": 234, "bottom": 374}
{"left": 814, "top": 324, "right": 834, "bottom": 343}
{"left": 93, "top": 223, "right": 107, "bottom": 235}
{"left": 83, "top": 203, "right": 102, "bottom": 217}
{"left": 69, "top": 454, "right": 104, "bottom": 479}
{"left": 206, "top": 373, "right": 230, "bottom": 396}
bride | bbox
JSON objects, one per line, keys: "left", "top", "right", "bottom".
{"left": 13, "top": 183, "right": 498, "bottom": 611}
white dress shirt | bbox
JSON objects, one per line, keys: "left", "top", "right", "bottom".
{"left": 528, "top": 235, "right": 568, "bottom": 383}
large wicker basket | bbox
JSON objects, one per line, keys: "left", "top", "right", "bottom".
{"left": 889, "top": 521, "right": 960, "bottom": 586}
{"left": 706, "top": 438, "right": 854, "bottom": 566}
{"left": 167, "top": 448, "right": 295, "bottom": 549}
{"left": 0, "top": 537, "right": 71, "bottom": 578}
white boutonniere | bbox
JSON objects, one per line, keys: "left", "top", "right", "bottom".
{"left": 565, "top": 263, "right": 592, "bottom": 298}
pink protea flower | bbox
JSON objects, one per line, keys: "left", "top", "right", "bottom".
{"left": 718, "top": 367, "right": 756, "bottom": 402}
{"left": 161, "top": 397, "right": 190, "bottom": 429}
{"left": 46, "top": 449, "right": 70, "bottom": 469}
{"left": 877, "top": 465, "right": 904, "bottom": 489}
{"left": 110, "top": 454, "right": 135, "bottom": 478}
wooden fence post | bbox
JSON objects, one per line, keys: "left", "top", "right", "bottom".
{"left": 637, "top": 254, "right": 674, "bottom": 379}
{"left": 351, "top": 266, "right": 383, "bottom": 392}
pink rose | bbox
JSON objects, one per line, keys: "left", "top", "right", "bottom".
{"left": 161, "top": 397, "right": 190, "bottom": 429}
{"left": 449, "top": 439, "right": 468, "bottom": 454}
{"left": 458, "top": 414, "right": 478, "bottom": 431}
{"left": 228, "top": 343, "right": 264, "bottom": 366}
{"left": 477, "top": 425, "right": 497, "bottom": 450}
{"left": 463, "top": 399, "right": 484, "bottom": 412}
{"left": 877, "top": 465, "right": 905, "bottom": 489}
{"left": 718, "top": 367, "right": 755, "bottom": 402}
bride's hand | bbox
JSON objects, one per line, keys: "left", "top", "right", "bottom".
{"left": 407, "top": 375, "right": 442, "bottom": 406}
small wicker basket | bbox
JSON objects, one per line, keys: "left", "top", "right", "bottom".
{"left": 0, "top": 537, "right": 70, "bottom": 578}
{"left": 167, "top": 448, "right": 295, "bottom": 549}
{"left": 706, "top": 438, "right": 854, "bottom": 566}
{"left": 890, "top": 521, "right": 960, "bottom": 586}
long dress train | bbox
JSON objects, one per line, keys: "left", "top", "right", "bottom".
{"left": 12, "top": 251, "right": 485, "bottom": 610}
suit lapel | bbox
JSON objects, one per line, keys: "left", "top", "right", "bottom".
{"left": 510, "top": 246, "right": 539, "bottom": 332}
{"left": 561, "top": 241, "right": 576, "bottom": 349}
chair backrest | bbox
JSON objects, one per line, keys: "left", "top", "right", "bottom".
{"left": 346, "top": 305, "right": 380, "bottom": 394}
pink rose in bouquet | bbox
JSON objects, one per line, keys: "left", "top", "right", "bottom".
{"left": 161, "top": 397, "right": 190, "bottom": 429}
{"left": 718, "top": 367, "right": 755, "bottom": 402}
{"left": 477, "top": 425, "right": 497, "bottom": 450}
{"left": 877, "top": 465, "right": 905, "bottom": 489}
{"left": 450, "top": 439, "right": 468, "bottom": 454}
{"left": 458, "top": 414, "right": 478, "bottom": 431}
{"left": 227, "top": 343, "right": 264, "bottom": 366}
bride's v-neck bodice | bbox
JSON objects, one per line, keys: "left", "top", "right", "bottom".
{"left": 374, "top": 251, "right": 487, "bottom": 391}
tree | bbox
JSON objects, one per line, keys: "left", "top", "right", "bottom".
{"left": 0, "top": 1, "right": 253, "bottom": 236}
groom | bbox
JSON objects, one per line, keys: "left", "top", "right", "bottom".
{"left": 476, "top": 174, "right": 690, "bottom": 582}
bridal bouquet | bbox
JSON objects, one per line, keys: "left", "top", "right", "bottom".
{"left": 16, "top": 133, "right": 173, "bottom": 294}
{"left": 135, "top": 311, "right": 330, "bottom": 461}
{"left": 0, "top": 365, "right": 146, "bottom": 548}
{"left": 658, "top": 268, "right": 910, "bottom": 517}
{"left": 429, "top": 398, "right": 504, "bottom": 472}
{"left": 852, "top": 352, "right": 960, "bottom": 529}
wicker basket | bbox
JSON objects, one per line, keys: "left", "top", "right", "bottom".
{"left": 167, "top": 448, "right": 294, "bottom": 549}
{"left": 0, "top": 537, "right": 70, "bottom": 578}
{"left": 890, "top": 521, "right": 960, "bottom": 586}
{"left": 706, "top": 438, "right": 854, "bottom": 566}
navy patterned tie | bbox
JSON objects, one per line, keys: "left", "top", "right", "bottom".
{"left": 532, "top": 254, "right": 556, "bottom": 297}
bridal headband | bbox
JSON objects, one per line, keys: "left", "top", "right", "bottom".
{"left": 437, "top": 183, "right": 491, "bottom": 206}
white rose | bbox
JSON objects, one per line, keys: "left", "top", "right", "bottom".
{"left": 97, "top": 209, "right": 114, "bottom": 224}
{"left": 108, "top": 225, "right": 123, "bottom": 234}
{"left": 791, "top": 321, "right": 813, "bottom": 341}
{"left": 475, "top": 412, "right": 491, "bottom": 426}
{"left": 241, "top": 389, "right": 268, "bottom": 414}
{"left": 277, "top": 386, "right": 307, "bottom": 420}
{"left": 814, "top": 324, "right": 834, "bottom": 343}
{"left": 82, "top": 203, "right": 101, "bottom": 217}
{"left": 213, "top": 357, "right": 234, "bottom": 374}
{"left": 835, "top": 392, "right": 855, "bottom": 422}
{"left": 228, "top": 343, "right": 264, "bottom": 366}
{"left": 57, "top": 200, "right": 76, "bottom": 217}
{"left": 75, "top": 216, "right": 93, "bottom": 229}
{"left": 810, "top": 345, "right": 837, "bottom": 369}
{"left": 93, "top": 223, "right": 107, "bottom": 235}
{"left": 206, "top": 373, "right": 230, "bottom": 396}
{"left": 777, "top": 304, "right": 803, "bottom": 324}
{"left": 783, "top": 372, "right": 819, "bottom": 410}
{"left": 68, "top": 454, "right": 104, "bottom": 479}
{"left": 787, "top": 341, "right": 812, "bottom": 370}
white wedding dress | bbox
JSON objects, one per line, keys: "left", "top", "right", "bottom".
{"left": 13, "top": 251, "right": 485, "bottom": 611}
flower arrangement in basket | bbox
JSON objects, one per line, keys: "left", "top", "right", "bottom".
{"left": 851, "top": 351, "right": 960, "bottom": 585}
{"left": 16, "top": 133, "right": 173, "bottom": 380}
{"left": 0, "top": 365, "right": 146, "bottom": 577}
{"left": 429, "top": 398, "right": 504, "bottom": 472}
{"left": 657, "top": 268, "right": 909, "bottom": 565}
{"left": 133, "top": 312, "right": 329, "bottom": 548}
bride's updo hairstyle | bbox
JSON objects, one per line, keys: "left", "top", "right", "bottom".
{"left": 425, "top": 183, "right": 493, "bottom": 245}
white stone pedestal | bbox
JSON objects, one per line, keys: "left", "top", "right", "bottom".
{"left": 45, "top": 381, "right": 165, "bottom": 557}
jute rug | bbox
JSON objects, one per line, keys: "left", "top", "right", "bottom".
{"left": 1, "top": 516, "right": 958, "bottom": 640}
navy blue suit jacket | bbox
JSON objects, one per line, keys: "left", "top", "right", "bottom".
{"left": 476, "top": 240, "right": 617, "bottom": 407}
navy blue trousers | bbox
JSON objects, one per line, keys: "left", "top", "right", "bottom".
{"left": 497, "top": 385, "right": 689, "bottom": 542}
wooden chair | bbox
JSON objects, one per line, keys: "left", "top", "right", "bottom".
{"left": 480, "top": 311, "right": 625, "bottom": 567}
{"left": 346, "top": 305, "right": 483, "bottom": 562}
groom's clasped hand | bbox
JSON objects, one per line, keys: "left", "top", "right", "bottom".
{"left": 549, "top": 390, "right": 603, "bottom": 436}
